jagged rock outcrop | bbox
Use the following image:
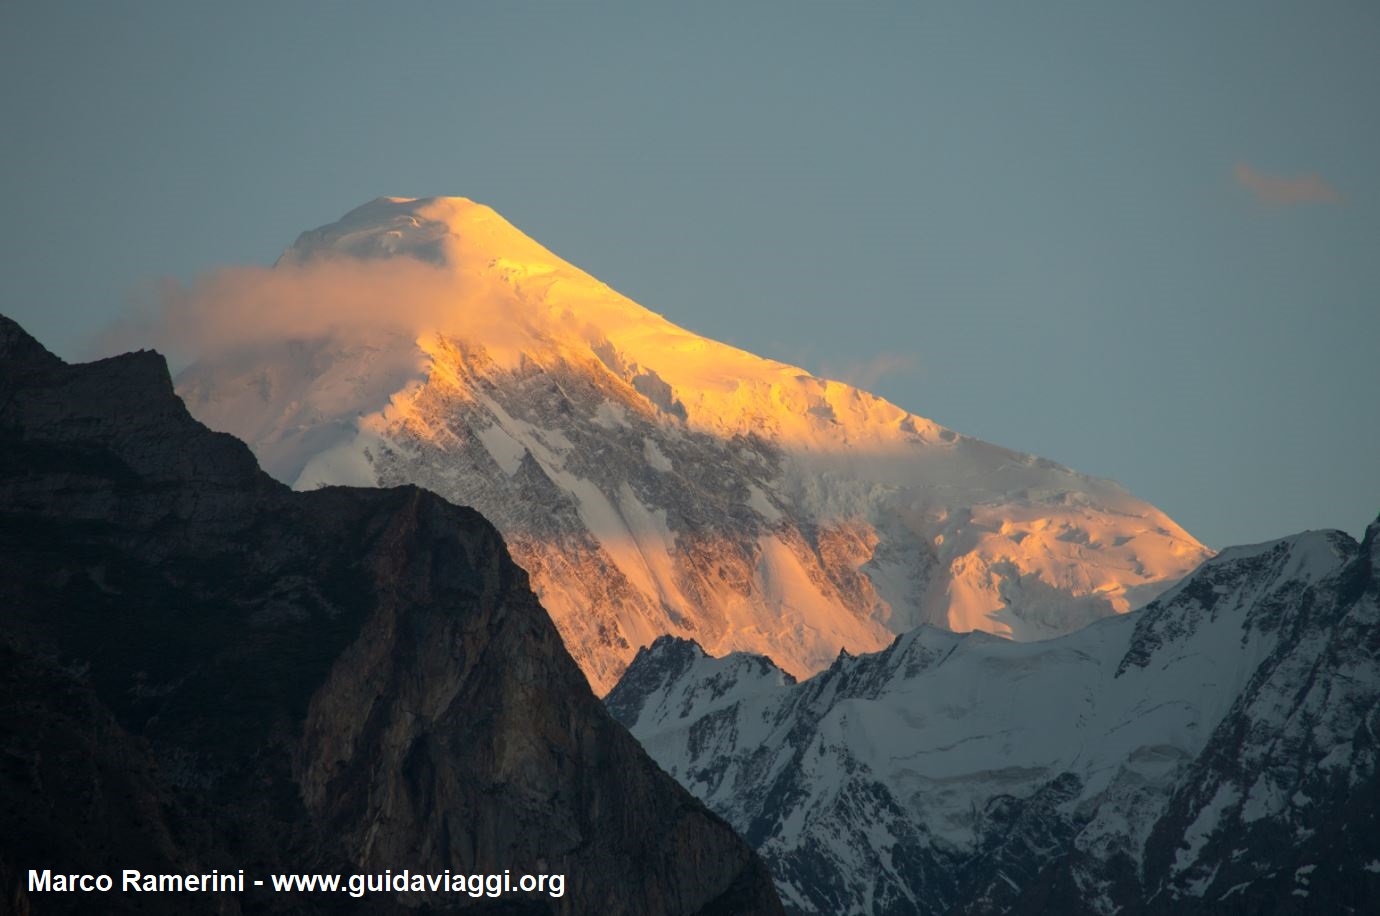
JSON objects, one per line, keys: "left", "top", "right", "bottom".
{"left": 0, "top": 314, "right": 783, "bottom": 916}
{"left": 609, "top": 522, "right": 1380, "bottom": 914}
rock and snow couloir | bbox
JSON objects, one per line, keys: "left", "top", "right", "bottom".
{"left": 176, "top": 196, "right": 1210, "bottom": 693}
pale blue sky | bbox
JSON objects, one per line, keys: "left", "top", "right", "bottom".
{"left": 2, "top": 1, "right": 1376, "bottom": 548}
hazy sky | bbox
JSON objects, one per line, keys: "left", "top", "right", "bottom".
{"left": 2, "top": 2, "right": 1376, "bottom": 549}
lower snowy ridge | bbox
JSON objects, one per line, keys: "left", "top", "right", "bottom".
{"left": 608, "top": 523, "right": 1380, "bottom": 914}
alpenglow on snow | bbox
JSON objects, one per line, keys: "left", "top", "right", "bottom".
{"left": 175, "top": 196, "right": 1210, "bottom": 693}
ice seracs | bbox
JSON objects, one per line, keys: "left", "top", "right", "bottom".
{"left": 176, "top": 196, "right": 1210, "bottom": 693}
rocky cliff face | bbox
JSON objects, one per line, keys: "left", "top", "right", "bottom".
{"left": 0, "top": 314, "right": 782, "bottom": 916}
{"left": 609, "top": 522, "right": 1380, "bottom": 914}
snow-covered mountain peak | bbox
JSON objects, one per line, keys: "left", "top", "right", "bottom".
{"left": 176, "top": 198, "right": 1212, "bottom": 692}
{"left": 268, "top": 197, "right": 963, "bottom": 452}
{"left": 282, "top": 196, "right": 552, "bottom": 268}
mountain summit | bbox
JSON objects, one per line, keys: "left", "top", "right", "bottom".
{"left": 177, "top": 196, "right": 1210, "bottom": 693}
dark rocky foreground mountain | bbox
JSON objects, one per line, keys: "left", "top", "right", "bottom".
{"left": 611, "top": 519, "right": 1380, "bottom": 914}
{"left": 0, "top": 313, "right": 783, "bottom": 916}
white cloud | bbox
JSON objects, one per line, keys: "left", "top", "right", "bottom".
{"left": 820, "top": 352, "right": 918, "bottom": 390}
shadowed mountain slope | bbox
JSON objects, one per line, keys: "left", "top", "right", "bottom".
{"left": 0, "top": 314, "right": 782, "bottom": 916}
{"left": 610, "top": 518, "right": 1380, "bottom": 914}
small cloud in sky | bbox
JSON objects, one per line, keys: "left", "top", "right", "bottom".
{"left": 821, "top": 352, "right": 919, "bottom": 391}
{"left": 1234, "top": 162, "right": 1341, "bottom": 205}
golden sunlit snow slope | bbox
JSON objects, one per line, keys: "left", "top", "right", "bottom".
{"left": 177, "top": 197, "right": 1210, "bottom": 693}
